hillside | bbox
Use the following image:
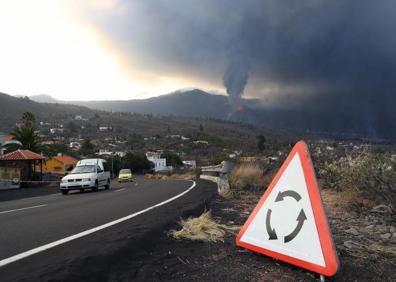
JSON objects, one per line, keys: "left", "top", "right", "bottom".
{"left": 0, "top": 93, "right": 97, "bottom": 131}
{"left": 27, "top": 89, "right": 396, "bottom": 142}
{"left": 30, "top": 89, "right": 264, "bottom": 119}
{"left": 0, "top": 92, "right": 289, "bottom": 159}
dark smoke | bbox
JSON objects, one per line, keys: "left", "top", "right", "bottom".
{"left": 85, "top": 0, "right": 396, "bottom": 140}
{"left": 223, "top": 59, "right": 249, "bottom": 107}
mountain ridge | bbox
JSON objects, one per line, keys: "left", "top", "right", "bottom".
{"left": 9, "top": 89, "right": 396, "bottom": 141}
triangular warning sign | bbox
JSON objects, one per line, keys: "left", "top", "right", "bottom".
{"left": 236, "top": 140, "right": 339, "bottom": 276}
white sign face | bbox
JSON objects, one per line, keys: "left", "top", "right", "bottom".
{"left": 239, "top": 153, "right": 325, "bottom": 266}
{"left": 236, "top": 141, "right": 339, "bottom": 276}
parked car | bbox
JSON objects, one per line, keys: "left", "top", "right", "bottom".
{"left": 60, "top": 159, "right": 111, "bottom": 194}
{"left": 118, "top": 168, "right": 133, "bottom": 182}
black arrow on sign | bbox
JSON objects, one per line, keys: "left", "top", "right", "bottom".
{"left": 266, "top": 209, "right": 278, "bottom": 240}
{"left": 284, "top": 209, "right": 307, "bottom": 243}
{"left": 275, "top": 190, "right": 302, "bottom": 202}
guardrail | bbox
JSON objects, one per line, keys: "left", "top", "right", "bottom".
{"left": 201, "top": 164, "right": 222, "bottom": 172}
{"left": 200, "top": 175, "right": 230, "bottom": 195}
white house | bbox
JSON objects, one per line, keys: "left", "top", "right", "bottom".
{"left": 69, "top": 141, "right": 81, "bottom": 149}
{"left": 146, "top": 152, "right": 167, "bottom": 172}
{"left": 99, "top": 126, "right": 113, "bottom": 132}
{"left": 114, "top": 151, "right": 126, "bottom": 157}
{"left": 182, "top": 160, "right": 197, "bottom": 169}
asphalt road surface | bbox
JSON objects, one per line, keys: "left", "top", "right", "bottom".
{"left": 0, "top": 176, "right": 216, "bottom": 281}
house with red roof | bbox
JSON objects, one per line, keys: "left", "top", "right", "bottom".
{"left": 43, "top": 155, "right": 79, "bottom": 175}
{"left": 0, "top": 149, "right": 45, "bottom": 185}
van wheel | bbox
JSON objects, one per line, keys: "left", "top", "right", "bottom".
{"left": 93, "top": 181, "right": 99, "bottom": 192}
{"left": 105, "top": 179, "right": 110, "bottom": 190}
{"left": 61, "top": 190, "right": 69, "bottom": 195}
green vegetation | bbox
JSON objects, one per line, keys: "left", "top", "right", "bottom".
{"left": 12, "top": 112, "right": 40, "bottom": 152}
{"left": 161, "top": 150, "right": 182, "bottom": 167}
{"left": 318, "top": 151, "right": 396, "bottom": 204}
{"left": 21, "top": 111, "right": 35, "bottom": 127}
{"left": 41, "top": 143, "right": 77, "bottom": 158}
{"left": 122, "top": 150, "right": 153, "bottom": 173}
{"left": 80, "top": 138, "right": 95, "bottom": 156}
{"left": 257, "top": 135, "right": 266, "bottom": 151}
{"left": 208, "top": 152, "right": 229, "bottom": 165}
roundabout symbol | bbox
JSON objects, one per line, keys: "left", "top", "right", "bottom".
{"left": 266, "top": 190, "right": 307, "bottom": 243}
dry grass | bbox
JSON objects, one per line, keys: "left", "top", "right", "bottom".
{"left": 168, "top": 210, "right": 239, "bottom": 242}
{"left": 145, "top": 172, "right": 196, "bottom": 180}
{"left": 228, "top": 164, "right": 265, "bottom": 191}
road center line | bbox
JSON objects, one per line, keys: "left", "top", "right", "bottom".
{"left": 0, "top": 181, "right": 196, "bottom": 267}
{"left": 114, "top": 188, "right": 125, "bottom": 193}
{"left": 0, "top": 204, "right": 47, "bottom": 215}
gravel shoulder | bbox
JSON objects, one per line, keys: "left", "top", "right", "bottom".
{"left": 108, "top": 188, "right": 396, "bottom": 281}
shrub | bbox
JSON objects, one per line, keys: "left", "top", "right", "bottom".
{"left": 228, "top": 164, "right": 265, "bottom": 191}
{"left": 144, "top": 172, "right": 196, "bottom": 180}
{"left": 318, "top": 151, "right": 396, "bottom": 204}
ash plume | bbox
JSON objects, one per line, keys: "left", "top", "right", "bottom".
{"left": 223, "top": 60, "right": 249, "bottom": 107}
{"left": 84, "top": 0, "right": 396, "bottom": 139}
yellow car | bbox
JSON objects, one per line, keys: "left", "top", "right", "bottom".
{"left": 118, "top": 169, "right": 133, "bottom": 182}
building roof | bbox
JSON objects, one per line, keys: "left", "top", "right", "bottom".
{"left": 0, "top": 149, "right": 45, "bottom": 161}
{"left": 53, "top": 155, "right": 78, "bottom": 165}
{"left": 3, "top": 134, "right": 14, "bottom": 141}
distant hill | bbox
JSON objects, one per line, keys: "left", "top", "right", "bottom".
{"left": 0, "top": 92, "right": 96, "bottom": 131}
{"left": 0, "top": 91, "right": 285, "bottom": 154}
{"left": 28, "top": 94, "right": 59, "bottom": 104}
{"left": 22, "top": 89, "right": 396, "bottom": 141}
{"left": 28, "top": 89, "right": 264, "bottom": 119}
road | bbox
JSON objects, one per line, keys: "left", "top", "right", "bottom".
{"left": 0, "top": 176, "right": 216, "bottom": 281}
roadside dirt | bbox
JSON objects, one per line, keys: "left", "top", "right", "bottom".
{"left": 116, "top": 188, "right": 396, "bottom": 281}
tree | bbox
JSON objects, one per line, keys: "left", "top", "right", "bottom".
{"left": 122, "top": 151, "right": 153, "bottom": 172}
{"left": 41, "top": 143, "right": 77, "bottom": 158}
{"left": 12, "top": 112, "right": 40, "bottom": 152}
{"left": 80, "top": 138, "right": 95, "bottom": 156}
{"left": 67, "top": 121, "right": 78, "bottom": 134}
{"left": 209, "top": 152, "right": 229, "bottom": 165}
{"left": 161, "top": 150, "right": 183, "bottom": 167}
{"left": 127, "top": 134, "right": 144, "bottom": 150}
{"left": 257, "top": 135, "right": 266, "bottom": 151}
{"left": 21, "top": 112, "right": 35, "bottom": 127}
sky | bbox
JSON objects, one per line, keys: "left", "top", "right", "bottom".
{"left": 0, "top": 0, "right": 221, "bottom": 101}
{"left": 0, "top": 0, "right": 395, "bottom": 137}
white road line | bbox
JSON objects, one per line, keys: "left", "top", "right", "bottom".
{"left": 0, "top": 204, "right": 47, "bottom": 215}
{"left": 114, "top": 188, "right": 125, "bottom": 193}
{"left": 0, "top": 181, "right": 196, "bottom": 267}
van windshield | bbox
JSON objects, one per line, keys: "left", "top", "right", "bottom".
{"left": 71, "top": 165, "right": 96, "bottom": 174}
{"left": 119, "top": 169, "right": 131, "bottom": 174}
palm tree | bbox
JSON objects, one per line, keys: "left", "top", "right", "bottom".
{"left": 13, "top": 126, "right": 40, "bottom": 152}
{"left": 11, "top": 112, "right": 40, "bottom": 152}
{"left": 21, "top": 112, "right": 36, "bottom": 127}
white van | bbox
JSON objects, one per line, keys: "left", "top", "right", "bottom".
{"left": 60, "top": 159, "right": 111, "bottom": 195}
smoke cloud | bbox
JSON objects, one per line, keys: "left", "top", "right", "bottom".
{"left": 223, "top": 59, "right": 249, "bottom": 106}
{"left": 84, "top": 0, "right": 396, "bottom": 139}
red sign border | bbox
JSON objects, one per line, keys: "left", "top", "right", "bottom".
{"left": 236, "top": 140, "right": 339, "bottom": 276}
